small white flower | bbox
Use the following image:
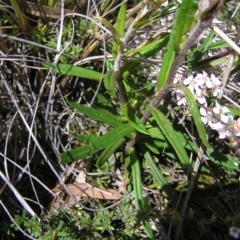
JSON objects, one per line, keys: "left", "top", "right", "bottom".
{"left": 229, "top": 226, "right": 240, "bottom": 239}
{"left": 183, "top": 75, "right": 196, "bottom": 92}
{"left": 174, "top": 73, "right": 183, "bottom": 84}
{"left": 211, "top": 74, "right": 222, "bottom": 97}
{"left": 197, "top": 95, "right": 206, "bottom": 105}
{"left": 210, "top": 122, "right": 228, "bottom": 139}
{"left": 172, "top": 89, "right": 187, "bottom": 106}
{"left": 193, "top": 86, "right": 207, "bottom": 105}
{"left": 177, "top": 96, "right": 187, "bottom": 106}
{"left": 196, "top": 71, "right": 212, "bottom": 88}
{"left": 217, "top": 125, "right": 228, "bottom": 139}
{"left": 203, "top": 71, "right": 213, "bottom": 88}
{"left": 220, "top": 114, "right": 233, "bottom": 125}
{"left": 200, "top": 107, "right": 213, "bottom": 125}
{"left": 213, "top": 102, "right": 233, "bottom": 125}
{"left": 211, "top": 74, "right": 221, "bottom": 87}
{"left": 211, "top": 122, "right": 224, "bottom": 130}
{"left": 194, "top": 73, "right": 205, "bottom": 87}
{"left": 212, "top": 87, "right": 223, "bottom": 97}
{"left": 213, "top": 102, "right": 230, "bottom": 115}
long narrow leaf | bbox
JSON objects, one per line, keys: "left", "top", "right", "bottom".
{"left": 43, "top": 62, "right": 103, "bottom": 81}
{"left": 129, "top": 148, "right": 154, "bottom": 239}
{"left": 157, "top": 42, "right": 175, "bottom": 89}
{"left": 60, "top": 145, "right": 99, "bottom": 164}
{"left": 96, "top": 138, "right": 126, "bottom": 169}
{"left": 121, "top": 104, "right": 149, "bottom": 135}
{"left": 151, "top": 109, "right": 191, "bottom": 169}
{"left": 144, "top": 150, "right": 179, "bottom": 206}
{"left": 177, "top": 84, "right": 210, "bottom": 148}
{"left": 112, "top": 2, "right": 126, "bottom": 59}
{"left": 67, "top": 100, "right": 123, "bottom": 127}
{"left": 157, "top": 0, "right": 198, "bottom": 89}
{"left": 173, "top": 0, "right": 198, "bottom": 52}
{"left": 147, "top": 126, "right": 238, "bottom": 170}
{"left": 74, "top": 124, "right": 134, "bottom": 150}
{"left": 61, "top": 124, "right": 134, "bottom": 164}
{"left": 121, "top": 36, "right": 169, "bottom": 78}
{"left": 98, "top": 17, "right": 123, "bottom": 47}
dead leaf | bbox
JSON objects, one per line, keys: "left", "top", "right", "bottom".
{"left": 65, "top": 182, "right": 122, "bottom": 200}
{"left": 52, "top": 182, "right": 122, "bottom": 200}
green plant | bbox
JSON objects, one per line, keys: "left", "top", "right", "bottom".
{"left": 2, "top": 0, "right": 240, "bottom": 239}
{"left": 44, "top": 1, "right": 238, "bottom": 238}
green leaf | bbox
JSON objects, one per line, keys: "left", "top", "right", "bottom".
{"left": 173, "top": 0, "right": 198, "bottom": 52}
{"left": 60, "top": 145, "right": 99, "bottom": 164}
{"left": 96, "top": 138, "right": 126, "bottom": 169}
{"left": 144, "top": 150, "right": 179, "bottom": 206}
{"left": 147, "top": 122, "right": 237, "bottom": 170}
{"left": 61, "top": 124, "right": 134, "bottom": 164}
{"left": 129, "top": 148, "right": 154, "bottom": 239}
{"left": 206, "top": 149, "right": 238, "bottom": 170}
{"left": 112, "top": 2, "right": 126, "bottom": 59}
{"left": 100, "top": 0, "right": 112, "bottom": 13}
{"left": 67, "top": 99, "right": 123, "bottom": 127}
{"left": 105, "top": 70, "right": 119, "bottom": 91}
{"left": 121, "top": 104, "right": 149, "bottom": 135}
{"left": 157, "top": 39, "right": 176, "bottom": 89}
{"left": 228, "top": 106, "right": 240, "bottom": 117}
{"left": 148, "top": 124, "right": 238, "bottom": 170}
{"left": 74, "top": 123, "right": 134, "bottom": 150}
{"left": 144, "top": 141, "right": 160, "bottom": 154}
{"left": 207, "top": 41, "right": 229, "bottom": 50}
{"left": 194, "top": 56, "right": 228, "bottom": 70}
{"left": 177, "top": 84, "right": 211, "bottom": 148}
{"left": 104, "top": 70, "right": 117, "bottom": 91}
{"left": 121, "top": 36, "right": 169, "bottom": 78}
{"left": 157, "top": 0, "right": 198, "bottom": 89}
{"left": 151, "top": 109, "right": 191, "bottom": 169}
{"left": 129, "top": 148, "right": 143, "bottom": 209}
{"left": 98, "top": 17, "right": 123, "bottom": 47}
{"left": 132, "top": 8, "right": 156, "bottom": 28}
{"left": 189, "top": 31, "right": 215, "bottom": 67}
{"left": 42, "top": 63, "right": 103, "bottom": 80}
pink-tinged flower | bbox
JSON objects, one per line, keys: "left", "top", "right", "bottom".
{"left": 174, "top": 73, "right": 183, "bottom": 84}
{"left": 211, "top": 74, "right": 222, "bottom": 97}
{"left": 200, "top": 107, "right": 213, "bottom": 125}
{"left": 183, "top": 75, "right": 196, "bottom": 93}
{"left": 195, "top": 88, "right": 207, "bottom": 105}
{"left": 211, "top": 74, "right": 221, "bottom": 87}
{"left": 213, "top": 102, "right": 233, "bottom": 125}
{"left": 220, "top": 114, "right": 233, "bottom": 125}
{"left": 176, "top": 92, "right": 187, "bottom": 106}
{"left": 226, "top": 129, "right": 235, "bottom": 138}
{"left": 215, "top": 124, "right": 227, "bottom": 139}
{"left": 210, "top": 121, "right": 222, "bottom": 130}
{"left": 213, "top": 102, "right": 229, "bottom": 114}
{"left": 171, "top": 89, "right": 187, "bottom": 106}
{"left": 232, "top": 119, "right": 240, "bottom": 136}
{"left": 212, "top": 87, "right": 223, "bottom": 97}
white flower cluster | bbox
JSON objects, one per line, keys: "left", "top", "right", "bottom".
{"left": 172, "top": 71, "right": 240, "bottom": 145}
{"left": 172, "top": 71, "right": 222, "bottom": 106}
